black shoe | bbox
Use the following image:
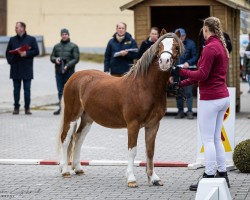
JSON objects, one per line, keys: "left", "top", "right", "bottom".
{"left": 189, "top": 172, "right": 215, "bottom": 191}
{"left": 215, "top": 171, "right": 230, "bottom": 188}
{"left": 25, "top": 109, "right": 32, "bottom": 115}
{"left": 187, "top": 111, "right": 194, "bottom": 120}
{"left": 53, "top": 109, "right": 61, "bottom": 115}
{"left": 175, "top": 112, "right": 185, "bottom": 119}
{"left": 12, "top": 109, "right": 19, "bottom": 115}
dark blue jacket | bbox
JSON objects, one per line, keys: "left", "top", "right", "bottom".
{"left": 178, "top": 38, "right": 197, "bottom": 66}
{"left": 6, "top": 33, "right": 39, "bottom": 80}
{"left": 104, "top": 32, "right": 138, "bottom": 75}
{"left": 176, "top": 38, "right": 197, "bottom": 81}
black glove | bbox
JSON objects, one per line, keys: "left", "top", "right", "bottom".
{"left": 168, "top": 82, "right": 179, "bottom": 91}
{"left": 171, "top": 66, "right": 180, "bottom": 77}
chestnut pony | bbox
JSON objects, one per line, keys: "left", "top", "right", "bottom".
{"left": 57, "top": 30, "right": 184, "bottom": 187}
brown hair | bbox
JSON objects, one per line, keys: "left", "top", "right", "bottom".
{"left": 150, "top": 27, "right": 159, "bottom": 34}
{"left": 17, "top": 21, "right": 26, "bottom": 30}
{"left": 203, "top": 17, "right": 229, "bottom": 58}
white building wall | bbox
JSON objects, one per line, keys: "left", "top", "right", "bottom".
{"left": 7, "top": 0, "right": 134, "bottom": 53}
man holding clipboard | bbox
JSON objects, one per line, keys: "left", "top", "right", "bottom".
{"left": 6, "top": 22, "right": 39, "bottom": 115}
{"left": 104, "top": 22, "right": 138, "bottom": 76}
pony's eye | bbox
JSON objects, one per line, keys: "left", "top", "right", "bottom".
{"left": 176, "top": 46, "right": 179, "bottom": 51}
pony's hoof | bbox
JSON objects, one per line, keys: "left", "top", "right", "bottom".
{"left": 62, "top": 172, "right": 71, "bottom": 178}
{"left": 128, "top": 181, "right": 138, "bottom": 188}
{"left": 75, "top": 170, "right": 85, "bottom": 176}
{"left": 152, "top": 180, "right": 164, "bottom": 186}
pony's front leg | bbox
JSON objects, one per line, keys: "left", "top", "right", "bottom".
{"left": 145, "top": 123, "right": 163, "bottom": 186}
{"left": 59, "top": 121, "right": 77, "bottom": 178}
{"left": 126, "top": 123, "right": 140, "bottom": 188}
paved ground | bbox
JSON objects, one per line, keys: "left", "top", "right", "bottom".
{"left": 0, "top": 57, "right": 250, "bottom": 199}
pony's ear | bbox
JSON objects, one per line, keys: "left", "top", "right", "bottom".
{"left": 160, "top": 28, "right": 167, "bottom": 36}
{"left": 175, "top": 30, "right": 181, "bottom": 38}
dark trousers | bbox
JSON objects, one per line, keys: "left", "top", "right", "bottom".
{"left": 176, "top": 85, "right": 193, "bottom": 113}
{"left": 13, "top": 79, "right": 31, "bottom": 110}
{"left": 55, "top": 72, "right": 73, "bottom": 109}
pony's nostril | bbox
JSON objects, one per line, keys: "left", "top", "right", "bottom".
{"left": 159, "top": 58, "right": 162, "bottom": 64}
{"left": 166, "top": 59, "right": 169, "bottom": 63}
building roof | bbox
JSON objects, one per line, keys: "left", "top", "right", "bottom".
{"left": 120, "top": 0, "right": 250, "bottom": 12}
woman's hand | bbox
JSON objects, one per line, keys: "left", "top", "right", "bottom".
{"left": 169, "top": 76, "right": 174, "bottom": 84}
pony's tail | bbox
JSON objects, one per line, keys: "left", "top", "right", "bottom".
{"left": 57, "top": 98, "right": 77, "bottom": 164}
{"left": 57, "top": 98, "right": 65, "bottom": 162}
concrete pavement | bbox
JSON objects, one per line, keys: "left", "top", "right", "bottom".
{"left": 0, "top": 56, "right": 250, "bottom": 199}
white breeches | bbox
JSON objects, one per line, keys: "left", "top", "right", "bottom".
{"left": 198, "top": 97, "right": 230, "bottom": 175}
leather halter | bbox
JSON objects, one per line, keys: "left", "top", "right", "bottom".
{"left": 157, "top": 50, "right": 174, "bottom": 67}
{"left": 158, "top": 50, "right": 173, "bottom": 58}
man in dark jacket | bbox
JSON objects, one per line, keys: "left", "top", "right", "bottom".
{"left": 174, "top": 28, "right": 197, "bottom": 120}
{"left": 6, "top": 22, "right": 39, "bottom": 115}
{"left": 104, "top": 22, "right": 138, "bottom": 76}
{"left": 50, "top": 28, "right": 79, "bottom": 115}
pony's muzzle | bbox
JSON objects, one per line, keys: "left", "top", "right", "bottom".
{"left": 159, "top": 58, "right": 170, "bottom": 64}
{"left": 159, "top": 57, "right": 172, "bottom": 71}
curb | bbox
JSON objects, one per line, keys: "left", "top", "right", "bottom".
{"left": 0, "top": 159, "right": 188, "bottom": 167}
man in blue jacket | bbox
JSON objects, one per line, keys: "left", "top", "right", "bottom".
{"left": 6, "top": 22, "right": 39, "bottom": 115}
{"left": 174, "top": 28, "right": 197, "bottom": 119}
{"left": 104, "top": 22, "right": 138, "bottom": 76}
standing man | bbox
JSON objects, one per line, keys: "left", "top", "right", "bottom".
{"left": 104, "top": 22, "right": 138, "bottom": 76}
{"left": 50, "top": 28, "right": 79, "bottom": 115}
{"left": 174, "top": 28, "right": 197, "bottom": 119}
{"left": 6, "top": 22, "right": 39, "bottom": 115}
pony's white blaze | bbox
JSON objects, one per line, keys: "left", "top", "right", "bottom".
{"left": 126, "top": 147, "right": 137, "bottom": 183}
{"left": 159, "top": 38, "right": 174, "bottom": 71}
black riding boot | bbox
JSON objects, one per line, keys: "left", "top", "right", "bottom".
{"left": 189, "top": 172, "right": 215, "bottom": 191}
{"left": 215, "top": 171, "right": 230, "bottom": 188}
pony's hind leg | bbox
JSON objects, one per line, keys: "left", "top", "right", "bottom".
{"left": 72, "top": 113, "right": 93, "bottom": 175}
{"left": 145, "top": 123, "right": 163, "bottom": 186}
{"left": 60, "top": 120, "right": 77, "bottom": 178}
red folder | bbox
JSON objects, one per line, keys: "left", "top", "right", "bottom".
{"left": 8, "top": 45, "right": 31, "bottom": 54}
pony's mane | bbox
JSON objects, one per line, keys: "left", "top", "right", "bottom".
{"left": 125, "top": 33, "right": 184, "bottom": 78}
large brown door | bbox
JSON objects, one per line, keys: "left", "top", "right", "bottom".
{"left": 0, "top": 0, "right": 7, "bottom": 35}
{"left": 151, "top": 6, "right": 210, "bottom": 49}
